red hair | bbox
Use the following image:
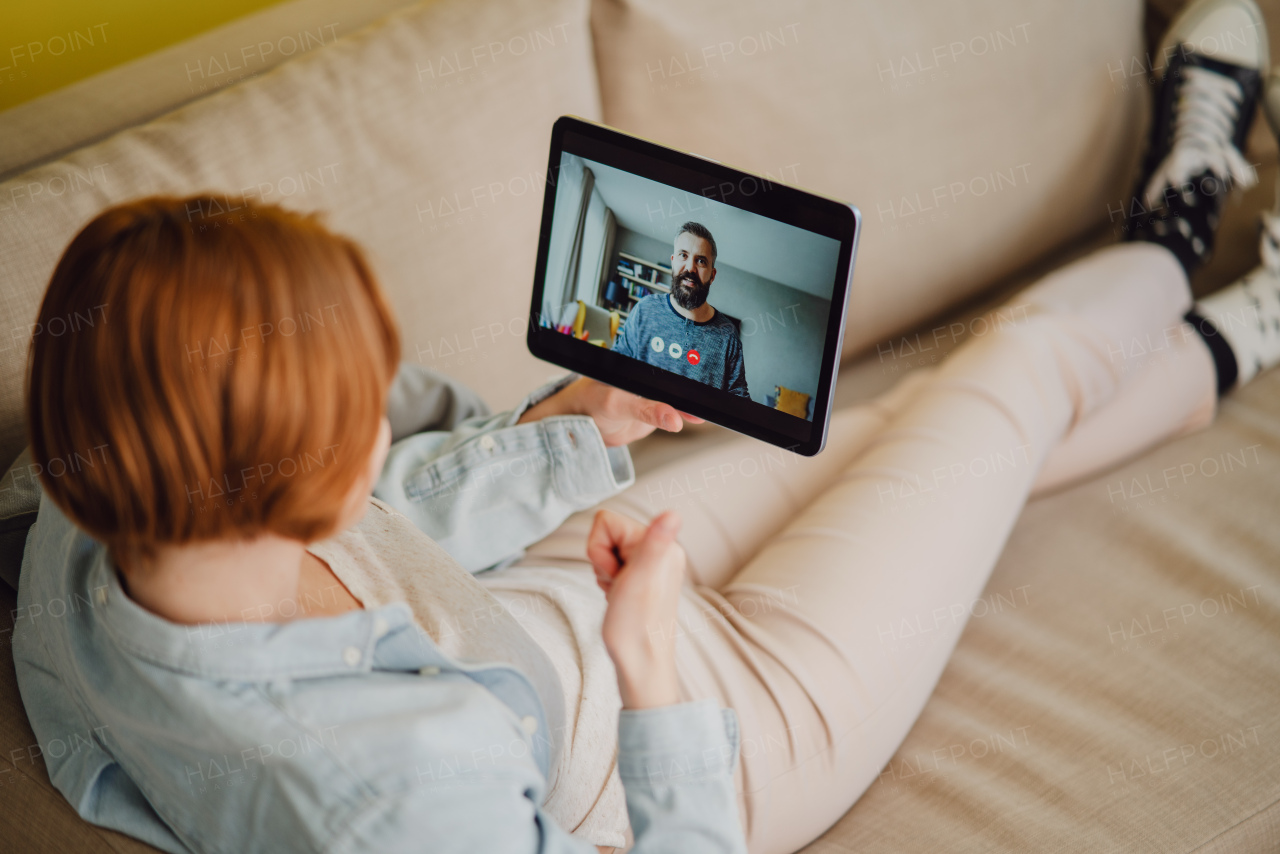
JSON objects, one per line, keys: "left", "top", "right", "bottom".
{"left": 27, "top": 196, "right": 401, "bottom": 556}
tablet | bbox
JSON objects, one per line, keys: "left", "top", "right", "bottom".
{"left": 527, "top": 116, "right": 861, "bottom": 456}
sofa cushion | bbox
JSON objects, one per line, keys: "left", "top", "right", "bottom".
{"left": 0, "top": 0, "right": 600, "bottom": 472}
{"left": 589, "top": 0, "right": 1149, "bottom": 362}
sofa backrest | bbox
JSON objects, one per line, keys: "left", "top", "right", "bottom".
{"left": 0, "top": 0, "right": 1147, "bottom": 472}
{"left": 590, "top": 0, "right": 1148, "bottom": 360}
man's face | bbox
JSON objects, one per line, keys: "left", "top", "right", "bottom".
{"left": 670, "top": 232, "right": 717, "bottom": 310}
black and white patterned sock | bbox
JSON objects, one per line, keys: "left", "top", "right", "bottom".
{"left": 1183, "top": 307, "right": 1240, "bottom": 395}
{"left": 1190, "top": 216, "right": 1280, "bottom": 390}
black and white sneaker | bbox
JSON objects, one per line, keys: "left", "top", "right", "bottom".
{"left": 1190, "top": 71, "right": 1280, "bottom": 391}
{"left": 1124, "top": 0, "right": 1268, "bottom": 275}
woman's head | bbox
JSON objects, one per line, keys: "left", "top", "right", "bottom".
{"left": 27, "top": 196, "right": 401, "bottom": 560}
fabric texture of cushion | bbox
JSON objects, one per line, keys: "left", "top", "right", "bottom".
{"left": 589, "top": 0, "right": 1150, "bottom": 363}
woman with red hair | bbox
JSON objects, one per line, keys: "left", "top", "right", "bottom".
{"left": 18, "top": 196, "right": 715, "bottom": 854}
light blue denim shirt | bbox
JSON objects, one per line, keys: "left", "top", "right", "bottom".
{"left": 374, "top": 372, "right": 637, "bottom": 573}
{"left": 10, "top": 366, "right": 748, "bottom": 853}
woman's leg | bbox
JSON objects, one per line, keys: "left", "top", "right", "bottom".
{"left": 1031, "top": 312, "right": 1216, "bottom": 496}
{"left": 664, "top": 243, "right": 1217, "bottom": 854}
{"left": 523, "top": 245, "right": 1214, "bottom": 587}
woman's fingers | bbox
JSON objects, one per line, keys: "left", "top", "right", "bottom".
{"left": 627, "top": 511, "right": 682, "bottom": 568}
{"left": 574, "top": 379, "right": 707, "bottom": 446}
{"left": 598, "top": 511, "right": 686, "bottom": 709}
{"left": 641, "top": 400, "right": 683, "bottom": 433}
{"left": 586, "top": 509, "right": 646, "bottom": 579}
{"left": 612, "top": 390, "right": 679, "bottom": 434}
{"left": 596, "top": 383, "right": 681, "bottom": 433}
{"left": 586, "top": 512, "right": 622, "bottom": 578}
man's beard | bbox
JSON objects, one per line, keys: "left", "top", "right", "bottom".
{"left": 671, "top": 271, "right": 709, "bottom": 310}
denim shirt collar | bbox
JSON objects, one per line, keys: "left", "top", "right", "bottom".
{"left": 88, "top": 552, "right": 432, "bottom": 681}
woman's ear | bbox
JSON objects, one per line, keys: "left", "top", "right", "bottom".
{"left": 368, "top": 416, "right": 392, "bottom": 485}
{"left": 333, "top": 417, "right": 392, "bottom": 533}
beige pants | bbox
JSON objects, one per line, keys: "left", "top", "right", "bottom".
{"left": 519, "top": 243, "right": 1218, "bottom": 854}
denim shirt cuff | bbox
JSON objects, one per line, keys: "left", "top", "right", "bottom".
{"left": 379, "top": 405, "right": 636, "bottom": 573}
{"left": 492, "top": 371, "right": 635, "bottom": 505}
{"left": 617, "top": 699, "right": 741, "bottom": 783}
{"left": 538, "top": 415, "right": 636, "bottom": 500}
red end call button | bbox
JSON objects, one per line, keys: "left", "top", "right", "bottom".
{"left": 687, "top": 349, "right": 700, "bottom": 365}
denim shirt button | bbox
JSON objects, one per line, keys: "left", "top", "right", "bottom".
{"left": 479, "top": 434, "right": 496, "bottom": 452}
{"left": 520, "top": 715, "right": 538, "bottom": 735}
{"left": 342, "top": 647, "right": 361, "bottom": 667}
{"left": 419, "top": 665, "right": 441, "bottom": 676}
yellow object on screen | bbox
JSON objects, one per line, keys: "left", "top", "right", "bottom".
{"left": 775, "top": 386, "right": 810, "bottom": 419}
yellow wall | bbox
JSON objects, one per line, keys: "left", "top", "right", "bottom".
{"left": 0, "top": 0, "right": 291, "bottom": 111}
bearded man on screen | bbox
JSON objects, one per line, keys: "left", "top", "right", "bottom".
{"left": 611, "top": 221, "right": 749, "bottom": 398}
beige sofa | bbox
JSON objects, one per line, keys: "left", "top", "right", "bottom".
{"left": 1, "top": 0, "right": 1277, "bottom": 850}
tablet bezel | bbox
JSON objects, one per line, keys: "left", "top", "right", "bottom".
{"left": 526, "top": 115, "right": 860, "bottom": 456}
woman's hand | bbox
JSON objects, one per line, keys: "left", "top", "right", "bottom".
{"left": 516, "top": 377, "right": 703, "bottom": 446}
{"left": 587, "top": 509, "right": 686, "bottom": 709}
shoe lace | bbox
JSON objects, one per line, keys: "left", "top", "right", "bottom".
{"left": 1251, "top": 210, "right": 1280, "bottom": 342}
{"left": 1262, "top": 210, "right": 1280, "bottom": 273}
{"left": 1143, "top": 65, "right": 1258, "bottom": 209}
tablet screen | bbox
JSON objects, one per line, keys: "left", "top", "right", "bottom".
{"left": 528, "top": 117, "right": 859, "bottom": 455}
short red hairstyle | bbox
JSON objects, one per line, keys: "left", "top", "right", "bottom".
{"left": 27, "top": 196, "right": 401, "bottom": 557}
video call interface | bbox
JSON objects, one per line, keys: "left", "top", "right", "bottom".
{"left": 539, "top": 151, "right": 842, "bottom": 422}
